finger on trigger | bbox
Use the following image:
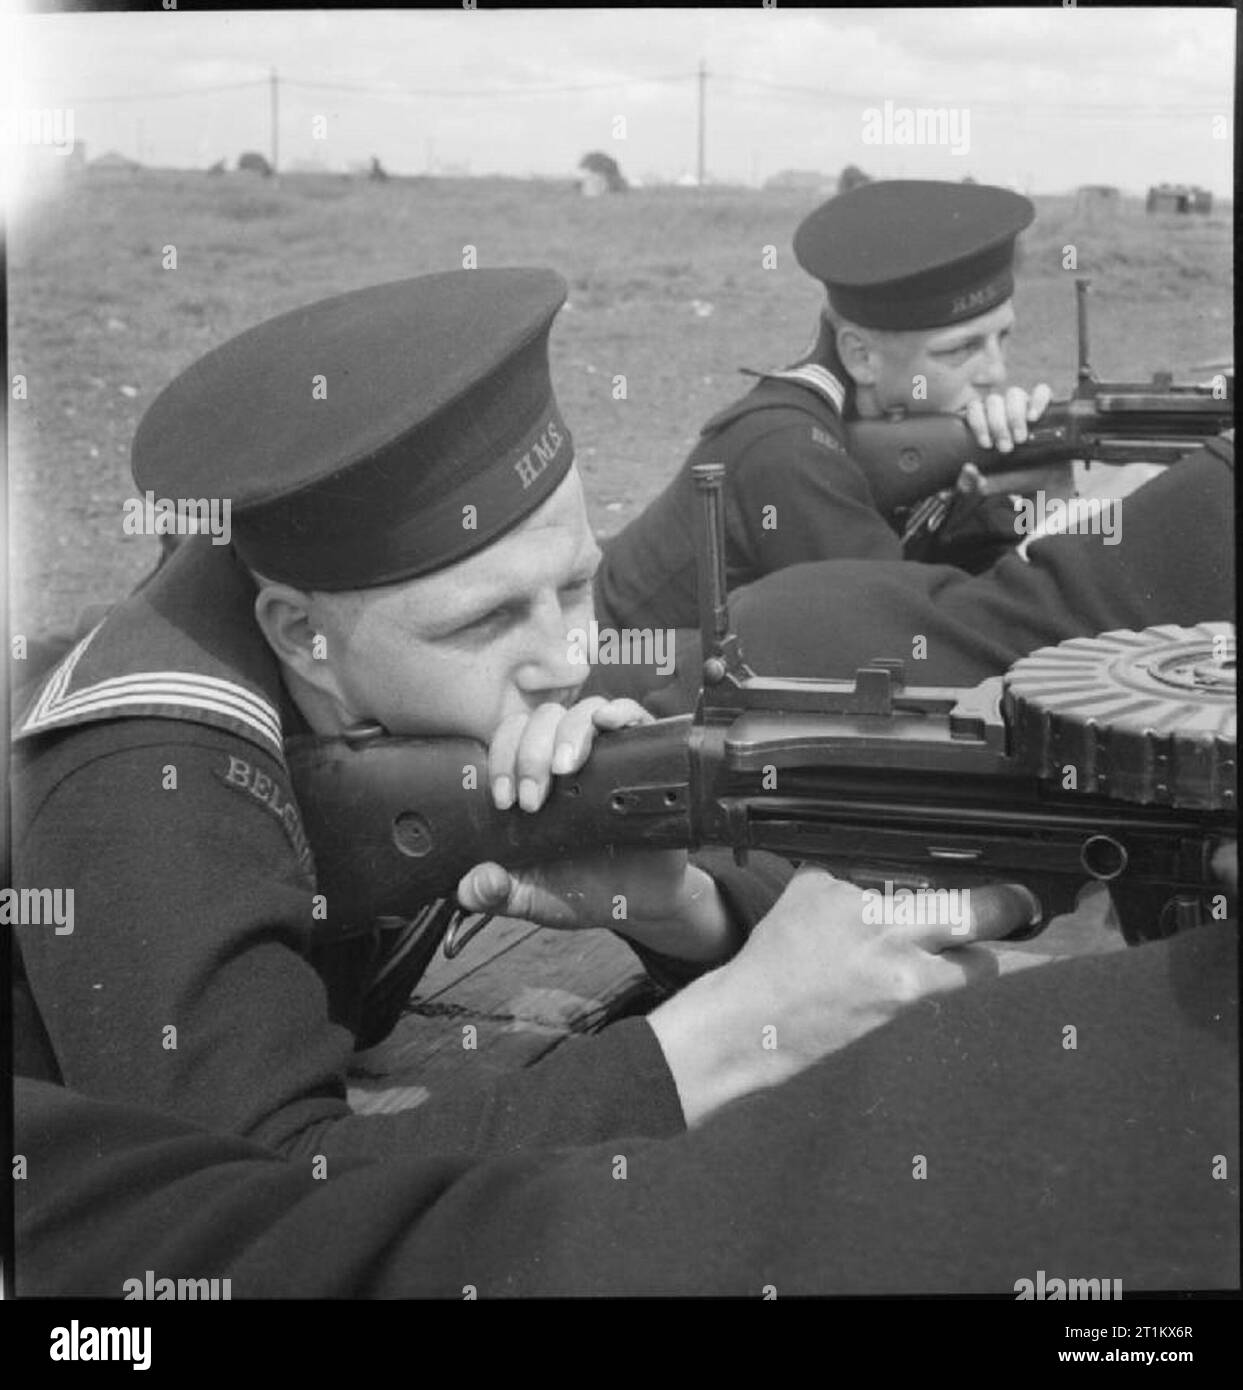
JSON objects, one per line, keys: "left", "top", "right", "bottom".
{"left": 911, "top": 883, "right": 1042, "bottom": 953}
{"left": 966, "top": 883, "right": 1043, "bottom": 943}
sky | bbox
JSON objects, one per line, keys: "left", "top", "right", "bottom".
{"left": 3, "top": 6, "right": 1236, "bottom": 194}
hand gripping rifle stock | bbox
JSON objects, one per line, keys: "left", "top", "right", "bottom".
{"left": 848, "top": 277, "right": 1234, "bottom": 516}
{"left": 286, "top": 463, "right": 1237, "bottom": 950}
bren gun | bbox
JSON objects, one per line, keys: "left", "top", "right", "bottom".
{"left": 286, "top": 464, "right": 1237, "bottom": 967}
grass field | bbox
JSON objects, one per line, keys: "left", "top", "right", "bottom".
{"left": 7, "top": 169, "right": 1234, "bottom": 637}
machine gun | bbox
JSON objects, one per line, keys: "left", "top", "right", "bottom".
{"left": 287, "top": 464, "right": 1237, "bottom": 964}
{"left": 847, "top": 278, "right": 1234, "bottom": 516}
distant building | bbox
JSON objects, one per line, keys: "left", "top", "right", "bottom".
{"left": 1074, "top": 184, "right": 1120, "bottom": 219}
{"left": 91, "top": 150, "right": 140, "bottom": 171}
{"left": 764, "top": 169, "right": 836, "bottom": 195}
{"left": 1146, "top": 183, "right": 1212, "bottom": 215}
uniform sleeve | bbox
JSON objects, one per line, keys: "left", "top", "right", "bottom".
{"left": 16, "top": 918, "right": 1236, "bottom": 1297}
{"left": 725, "top": 417, "right": 904, "bottom": 584}
{"left": 13, "top": 725, "right": 686, "bottom": 1164}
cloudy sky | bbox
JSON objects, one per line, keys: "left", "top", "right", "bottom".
{"left": 6, "top": 6, "right": 1236, "bottom": 193}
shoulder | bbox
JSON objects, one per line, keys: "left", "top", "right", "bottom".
{"left": 700, "top": 374, "right": 847, "bottom": 445}
{"left": 14, "top": 719, "right": 314, "bottom": 884}
{"left": 693, "top": 377, "right": 854, "bottom": 477}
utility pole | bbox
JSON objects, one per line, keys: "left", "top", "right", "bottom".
{"left": 697, "top": 58, "right": 706, "bottom": 187}
{"left": 269, "top": 67, "right": 279, "bottom": 174}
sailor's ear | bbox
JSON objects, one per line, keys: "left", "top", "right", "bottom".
{"left": 834, "top": 322, "right": 880, "bottom": 387}
{"left": 252, "top": 581, "right": 348, "bottom": 702}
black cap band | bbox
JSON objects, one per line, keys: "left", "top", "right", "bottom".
{"left": 829, "top": 260, "right": 1016, "bottom": 331}
{"left": 232, "top": 401, "right": 573, "bottom": 590}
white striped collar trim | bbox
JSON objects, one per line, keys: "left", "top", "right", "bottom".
{"left": 18, "top": 624, "right": 284, "bottom": 756}
{"left": 764, "top": 363, "right": 847, "bottom": 414}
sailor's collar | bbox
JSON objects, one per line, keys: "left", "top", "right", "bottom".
{"left": 740, "top": 315, "right": 853, "bottom": 417}
{"left": 15, "top": 540, "right": 289, "bottom": 762}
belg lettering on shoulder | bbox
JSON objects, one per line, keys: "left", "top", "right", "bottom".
{"left": 215, "top": 754, "right": 314, "bottom": 878}
{"left": 810, "top": 426, "right": 844, "bottom": 454}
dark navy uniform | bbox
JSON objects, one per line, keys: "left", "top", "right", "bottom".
{"left": 12, "top": 269, "right": 1235, "bottom": 1301}
{"left": 595, "top": 181, "right": 1039, "bottom": 633}
{"left": 11, "top": 270, "right": 790, "bottom": 1164}
{"left": 15, "top": 916, "right": 1236, "bottom": 1295}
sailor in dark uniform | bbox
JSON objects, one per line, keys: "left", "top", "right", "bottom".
{"left": 11, "top": 273, "right": 1235, "bottom": 1301}
{"left": 15, "top": 849, "right": 1237, "bottom": 1297}
{"left": 594, "top": 179, "right": 1059, "bottom": 635}
{"left": 13, "top": 269, "right": 1027, "bottom": 1175}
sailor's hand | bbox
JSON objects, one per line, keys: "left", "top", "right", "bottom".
{"left": 461, "top": 695, "right": 742, "bottom": 959}
{"left": 964, "top": 383, "right": 1052, "bottom": 454}
{"left": 649, "top": 867, "right": 1045, "bottom": 1125}
{"left": 486, "top": 696, "right": 649, "bottom": 813}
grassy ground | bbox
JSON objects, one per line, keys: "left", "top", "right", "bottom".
{"left": 7, "top": 169, "right": 1233, "bottom": 637}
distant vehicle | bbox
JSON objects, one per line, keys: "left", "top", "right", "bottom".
{"left": 1146, "top": 183, "right": 1212, "bottom": 215}
{"left": 1075, "top": 184, "right": 1120, "bottom": 219}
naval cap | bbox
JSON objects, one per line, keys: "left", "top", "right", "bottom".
{"left": 793, "top": 180, "right": 1034, "bottom": 331}
{"left": 132, "top": 268, "right": 574, "bottom": 590}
